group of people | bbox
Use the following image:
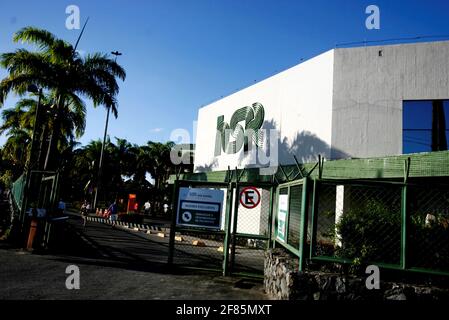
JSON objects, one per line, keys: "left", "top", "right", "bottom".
{"left": 139, "top": 200, "right": 169, "bottom": 215}
{"left": 80, "top": 199, "right": 118, "bottom": 227}
{"left": 79, "top": 198, "right": 169, "bottom": 228}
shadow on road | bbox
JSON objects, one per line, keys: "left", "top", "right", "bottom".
{"left": 47, "top": 215, "right": 234, "bottom": 277}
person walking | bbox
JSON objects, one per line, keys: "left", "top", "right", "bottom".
{"left": 57, "top": 199, "right": 66, "bottom": 215}
{"left": 108, "top": 199, "right": 118, "bottom": 225}
{"left": 144, "top": 200, "right": 151, "bottom": 215}
{"left": 80, "top": 200, "right": 88, "bottom": 228}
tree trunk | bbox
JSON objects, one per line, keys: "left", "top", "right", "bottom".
{"left": 44, "top": 97, "right": 63, "bottom": 171}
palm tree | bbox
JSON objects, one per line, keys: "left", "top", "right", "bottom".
{"left": 149, "top": 141, "right": 176, "bottom": 189}
{"left": 68, "top": 138, "right": 124, "bottom": 205}
{"left": 1, "top": 93, "right": 86, "bottom": 169}
{"left": 113, "top": 137, "right": 136, "bottom": 179}
{"left": 138, "top": 141, "right": 175, "bottom": 213}
{"left": 0, "top": 26, "right": 126, "bottom": 170}
{"left": 1, "top": 128, "right": 30, "bottom": 168}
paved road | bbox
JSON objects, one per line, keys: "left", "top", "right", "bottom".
{"left": 0, "top": 213, "right": 268, "bottom": 300}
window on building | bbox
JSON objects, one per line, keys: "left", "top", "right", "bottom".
{"left": 403, "top": 100, "right": 449, "bottom": 154}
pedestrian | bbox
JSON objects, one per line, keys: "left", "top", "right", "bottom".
{"left": 80, "top": 200, "right": 88, "bottom": 228}
{"left": 57, "top": 199, "right": 66, "bottom": 215}
{"left": 108, "top": 199, "right": 118, "bottom": 225}
{"left": 144, "top": 200, "right": 151, "bottom": 215}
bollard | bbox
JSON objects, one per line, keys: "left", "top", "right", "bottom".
{"left": 26, "top": 218, "right": 38, "bottom": 250}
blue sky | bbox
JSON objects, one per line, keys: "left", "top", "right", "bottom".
{"left": 1, "top": 0, "right": 449, "bottom": 147}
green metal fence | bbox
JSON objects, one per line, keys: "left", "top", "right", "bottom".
{"left": 9, "top": 170, "right": 61, "bottom": 248}
{"left": 168, "top": 180, "right": 232, "bottom": 274}
{"left": 272, "top": 177, "right": 449, "bottom": 276}
{"left": 11, "top": 173, "right": 26, "bottom": 211}
{"left": 309, "top": 180, "right": 403, "bottom": 268}
{"left": 273, "top": 178, "right": 309, "bottom": 270}
{"left": 408, "top": 183, "right": 449, "bottom": 273}
{"left": 230, "top": 183, "right": 274, "bottom": 277}
{"left": 168, "top": 173, "right": 275, "bottom": 277}
{"left": 169, "top": 152, "right": 449, "bottom": 278}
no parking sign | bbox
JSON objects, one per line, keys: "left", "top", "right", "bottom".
{"left": 239, "top": 187, "right": 261, "bottom": 209}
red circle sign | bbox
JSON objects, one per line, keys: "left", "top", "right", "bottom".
{"left": 239, "top": 187, "right": 261, "bottom": 209}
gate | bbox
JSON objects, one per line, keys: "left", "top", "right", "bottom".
{"left": 168, "top": 171, "right": 275, "bottom": 277}
{"left": 273, "top": 178, "right": 310, "bottom": 270}
{"left": 11, "top": 170, "right": 61, "bottom": 248}
{"left": 168, "top": 180, "right": 232, "bottom": 273}
{"left": 229, "top": 182, "right": 274, "bottom": 276}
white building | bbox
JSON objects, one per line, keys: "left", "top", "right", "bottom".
{"left": 194, "top": 40, "right": 449, "bottom": 172}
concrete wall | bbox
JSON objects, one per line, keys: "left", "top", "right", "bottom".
{"left": 331, "top": 40, "right": 449, "bottom": 159}
{"left": 194, "top": 40, "right": 449, "bottom": 171}
{"left": 194, "top": 50, "right": 334, "bottom": 172}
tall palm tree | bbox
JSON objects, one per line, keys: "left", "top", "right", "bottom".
{"left": 1, "top": 93, "right": 86, "bottom": 169}
{"left": 0, "top": 26, "right": 126, "bottom": 170}
{"left": 114, "top": 137, "right": 136, "bottom": 178}
{"left": 1, "top": 128, "right": 30, "bottom": 168}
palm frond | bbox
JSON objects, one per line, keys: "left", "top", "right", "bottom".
{"left": 13, "top": 27, "right": 58, "bottom": 51}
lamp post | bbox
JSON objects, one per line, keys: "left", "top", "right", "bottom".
{"left": 21, "top": 84, "right": 42, "bottom": 244}
{"left": 27, "top": 84, "right": 43, "bottom": 169}
{"left": 92, "top": 51, "right": 122, "bottom": 210}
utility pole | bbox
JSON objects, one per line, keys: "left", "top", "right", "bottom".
{"left": 93, "top": 51, "right": 122, "bottom": 209}
{"left": 21, "top": 84, "right": 42, "bottom": 241}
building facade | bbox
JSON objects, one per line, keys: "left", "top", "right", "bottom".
{"left": 194, "top": 40, "right": 449, "bottom": 172}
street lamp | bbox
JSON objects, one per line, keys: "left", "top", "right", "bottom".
{"left": 20, "top": 84, "right": 43, "bottom": 237}
{"left": 27, "top": 84, "right": 43, "bottom": 168}
{"left": 92, "top": 51, "right": 122, "bottom": 210}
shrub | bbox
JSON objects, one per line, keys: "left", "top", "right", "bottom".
{"left": 335, "top": 199, "right": 449, "bottom": 273}
{"left": 335, "top": 200, "right": 401, "bottom": 269}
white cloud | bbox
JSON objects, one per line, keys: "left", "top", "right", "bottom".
{"left": 76, "top": 49, "right": 86, "bottom": 57}
{"left": 150, "top": 128, "right": 164, "bottom": 133}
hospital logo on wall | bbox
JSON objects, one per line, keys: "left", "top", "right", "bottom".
{"left": 214, "top": 102, "right": 265, "bottom": 156}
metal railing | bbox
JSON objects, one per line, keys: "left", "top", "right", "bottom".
{"left": 168, "top": 168, "right": 275, "bottom": 277}
{"left": 274, "top": 177, "right": 449, "bottom": 276}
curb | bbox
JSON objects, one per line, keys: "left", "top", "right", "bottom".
{"left": 86, "top": 216, "right": 169, "bottom": 235}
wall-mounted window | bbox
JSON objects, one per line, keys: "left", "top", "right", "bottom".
{"left": 403, "top": 100, "right": 449, "bottom": 154}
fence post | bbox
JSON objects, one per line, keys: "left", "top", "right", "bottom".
{"left": 222, "top": 181, "right": 234, "bottom": 276}
{"left": 309, "top": 179, "right": 319, "bottom": 260}
{"left": 401, "top": 158, "right": 410, "bottom": 270}
{"left": 272, "top": 186, "right": 280, "bottom": 249}
{"left": 299, "top": 177, "right": 309, "bottom": 271}
{"left": 20, "top": 171, "right": 31, "bottom": 236}
{"left": 230, "top": 169, "right": 240, "bottom": 273}
{"left": 267, "top": 183, "right": 276, "bottom": 249}
{"left": 401, "top": 184, "right": 408, "bottom": 270}
{"left": 167, "top": 178, "right": 179, "bottom": 266}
